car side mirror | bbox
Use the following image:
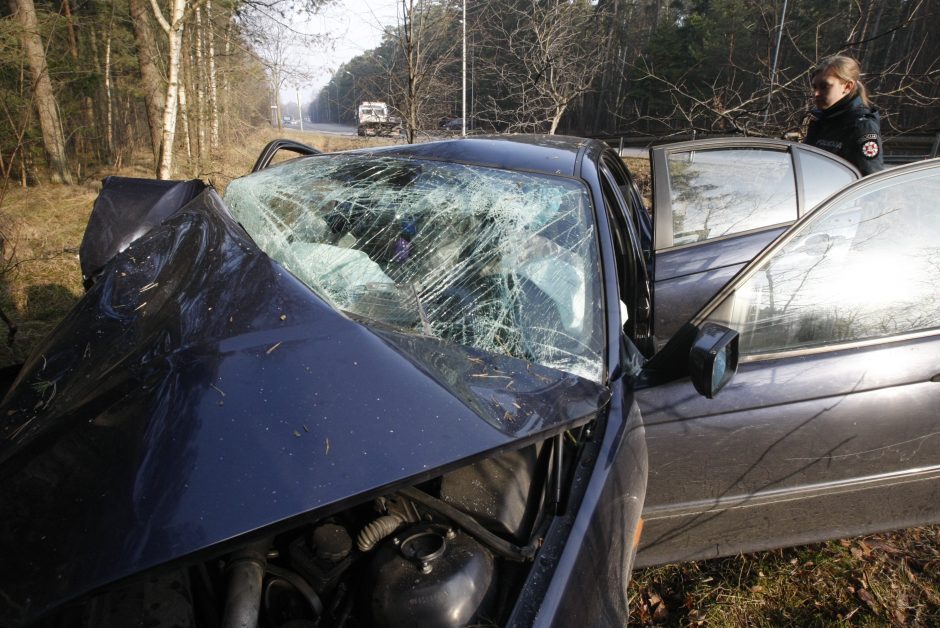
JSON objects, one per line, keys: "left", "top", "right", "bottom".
{"left": 688, "top": 323, "right": 739, "bottom": 398}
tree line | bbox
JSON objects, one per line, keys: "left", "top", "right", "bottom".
{"left": 1, "top": 0, "right": 329, "bottom": 189}
{"left": 317, "top": 0, "right": 938, "bottom": 139}
{"left": 2, "top": 0, "right": 938, "bottom": 187}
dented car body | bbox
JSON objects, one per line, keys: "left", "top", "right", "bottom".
{"left": 1, "top": 135, "right": 937, "bottom": 627}
{"left": 1, "top": 136, "right": 660, "bottom": 627}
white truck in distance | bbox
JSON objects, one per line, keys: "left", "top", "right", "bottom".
{"left": 357, "top": 102, "right": 401, "bottom": 137}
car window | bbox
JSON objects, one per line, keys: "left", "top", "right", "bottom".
{"left": 224, "top": 155, "right": 605, "bottom": 381}
{"left": 727, "top": 167, "right": 940, "bottom": 355}
{"left": 797, "top": 149, "right": 858, "bottom": 211}
{"left": 667, "top": 148, "right": 796, "bottom": 246}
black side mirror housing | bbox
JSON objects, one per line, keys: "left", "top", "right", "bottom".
{"left": 688, "top": 323, "right": 739, "bottom": 398}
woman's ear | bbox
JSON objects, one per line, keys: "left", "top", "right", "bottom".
{"left": 842, "top": 79, "right": 856, "bottom": 96}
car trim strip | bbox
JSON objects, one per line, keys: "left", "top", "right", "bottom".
{"left": 643, "top": 464, "right": 940, "bottom": 520}
{"left": 740, "top": 327, "right": 940, "bottom": 363}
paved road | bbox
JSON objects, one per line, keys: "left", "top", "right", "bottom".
{"left": 618, "top": 147, "right": 648, "bottom": 158}
{"left": 278, "top": 123, "right": 651, "bottom": 158}
{"left": 281, "top": 122, "right": 357, "bottom": 135}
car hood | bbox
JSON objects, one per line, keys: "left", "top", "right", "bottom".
{"left": 0, "top": 189, "right": 608, "bottom": 625}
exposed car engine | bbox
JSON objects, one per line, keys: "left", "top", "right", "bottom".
{"left": 52, "top": 437, "right": 575, "bottom": 628}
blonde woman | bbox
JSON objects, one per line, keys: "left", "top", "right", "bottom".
{"left": 805, "top": 55, "right": 884, "bottom": 175}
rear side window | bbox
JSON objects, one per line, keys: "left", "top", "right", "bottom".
{"left": 797, "top": 149, "right": 858, "bottom": 211}
{"left": 667, "top": 149, "right": 796, "bottom": 246}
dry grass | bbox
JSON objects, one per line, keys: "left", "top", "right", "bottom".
{"left": 1, "top": 132, "right": 937, "bottom": 624}
{"left": 631, "top": 527, "right": 940, "bottom": 626}
{"left": 184, "top": 127, "right": 401, "bottom": 193}
{"left": 0, "top": 182, "right": 96, "bottom": 365}
{"left": 0, "top": 129, "right": 394, "bottom": 366}
{"left": 624, "top": 155, "right": 653, "bottom": 206}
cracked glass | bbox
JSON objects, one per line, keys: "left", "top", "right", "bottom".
{"left": 224, "top": 154, "right": 605, "bottom": 381}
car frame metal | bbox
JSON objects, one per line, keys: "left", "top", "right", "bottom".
{"left": 1, "top": 135, "right": 935, "bottom": 628}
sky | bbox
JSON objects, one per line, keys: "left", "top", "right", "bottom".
{"left": 287, "top": 0, "right": 401, "bottom": 101}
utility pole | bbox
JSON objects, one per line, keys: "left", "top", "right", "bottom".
{"left": 345, "top": 71, "right": 357, "bottom": 116}
{"left": 764, "top": 0, "right": 789, "bottom": 125}
{"left": 462, "top": 0, "right": 467, "bottom": 136}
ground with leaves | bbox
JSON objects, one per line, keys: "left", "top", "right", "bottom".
{"left": 630, "top": 527, "right": 940, "bottom": 626}
{"left": 0, "top": 131, "right": 937, "bottom": 625}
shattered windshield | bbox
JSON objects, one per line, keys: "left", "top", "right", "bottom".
{"left": 224, "top": 154, "right": 605, "bottom": 381}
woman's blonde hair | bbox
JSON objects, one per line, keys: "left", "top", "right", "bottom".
{"left": 812, "top": 55, "right": 871, "bottom": 107}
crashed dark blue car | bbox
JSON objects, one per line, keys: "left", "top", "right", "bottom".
{"left": 1, "top": 135, "right": 937, "bottom": 628}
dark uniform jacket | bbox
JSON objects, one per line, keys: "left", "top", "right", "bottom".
{"left": 805, "top": 93, "right": 885, "bottom": 176}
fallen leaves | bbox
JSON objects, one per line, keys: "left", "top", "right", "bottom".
{"left": 856, "top": 586, "right": 879, "bottom": 613}
{"left": 629, "top": 526, "right": 940, "bottom": 626}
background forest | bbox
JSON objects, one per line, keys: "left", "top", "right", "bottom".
{"left": 2, "top": 0, "right": 938, "bottom": 185}
{"left": 318, "top": 0, "right": 939, "bottom": 140}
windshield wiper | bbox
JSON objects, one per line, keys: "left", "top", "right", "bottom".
{"left": 409, "top": 283, "right": 432, "bottom": 335}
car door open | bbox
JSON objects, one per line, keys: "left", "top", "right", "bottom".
{"left": 650, "top": 138, "right": 859, "bottom": 342}
{"left": 636, "top": 158, "right": 940, "bottom": 566}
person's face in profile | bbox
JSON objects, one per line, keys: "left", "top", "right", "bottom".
{"left": 811, "top": 70, "right": 855, "bottom": 110}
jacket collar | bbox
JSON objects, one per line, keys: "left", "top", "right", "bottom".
{"left": 811, "top": 91, "right": 861, "bottom": 121}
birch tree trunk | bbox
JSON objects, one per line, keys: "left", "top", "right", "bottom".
{"left": 549, "top": 105, "right": 565, "bottom": 135}
{"left": 104, "top": 21, "right": 114, "bottom": 159}
{"left": 179, "top": 65, "right": 192, "bottom": 161}
{"left": 219, "top": 19, "right": 232, "bottom": 140}
{"left": 150, "top": 0, "right": 187, "bottom": 179}
{"left": 206, "top": 0, "right": 219, "bottom": 150}
{"left": 9, "top": 0, "right": 72, "bottom": 184}
{"left": 193, "top": 6, "right": 206, "bottom": 160}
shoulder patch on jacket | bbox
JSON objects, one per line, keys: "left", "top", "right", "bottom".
{"left": 861, "top": 140, "right": 880, "bottom": 158}
{"left": 860, "top": 133, "right": 878, "bottom": 141}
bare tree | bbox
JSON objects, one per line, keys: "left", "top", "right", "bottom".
{"left": 102, "top": 14, "right": 114, "bottom": 159}
{"left": 205, "top": 0, "right": 220, "bottom": 149}
{"left": 632, "top": 57, "right": 814, "bottom": 136}
{"left": 239, "top": 8, "right": 325, "bottom": 130}
{"left": 616, "top": 0, "right": 940, "bottom": 137}
{"left": 479, "top": 0, "right": 608, "bottom": 134}
{"left": 148, "top": 0, "right": 199, "bottom": 179}
{"left": 8, "top": 0, "right": 72, "bottom": 183}
{"left": 178, "top": 59, "right": 193, "bottom": 160}
{"left": 391, "top": 0, "right": 460, "bottom": 142}
{"left": 192, "top": 4, "right": 207, "bottom": 159}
